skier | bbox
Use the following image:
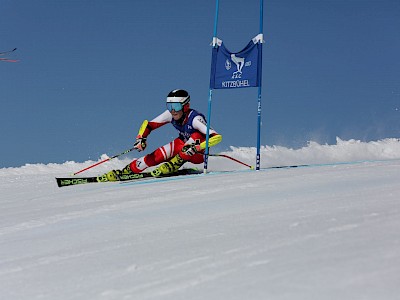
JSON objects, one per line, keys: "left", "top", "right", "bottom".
{"left": 100, "top": 89, "right": 222, "bottom": 181}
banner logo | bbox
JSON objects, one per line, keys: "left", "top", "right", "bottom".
{"left": 230, "top": 54, "right": 245, "bottom": 79}
{"left": 225, "top": 59, "right": 231, "bottom": 71}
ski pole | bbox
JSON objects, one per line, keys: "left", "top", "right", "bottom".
{"left": 72, "top": 120, "right": 149, "bottom": 175}
{"left": 209, "top": 153, "right": 254, "bottom": 169}
{"left": 72, "top": 148, "right": 135, "bottom": 176}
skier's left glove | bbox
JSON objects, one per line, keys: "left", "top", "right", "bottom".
{"left": 182, "top": 140, "right": 201, "bottom": 156}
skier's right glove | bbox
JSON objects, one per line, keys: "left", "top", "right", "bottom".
{"left": 133, "top": 136, "right": 147, "bottom": 152}
{"left": 133, "top": 120, "right": 149, "bottom": 152}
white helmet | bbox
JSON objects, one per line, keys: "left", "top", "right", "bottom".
{"left": 166, "top": 89, "right": 190, "bottom": 112}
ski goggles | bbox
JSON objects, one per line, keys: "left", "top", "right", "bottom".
{"left": 166, "top": 102, "right": 183, "bottom": 112}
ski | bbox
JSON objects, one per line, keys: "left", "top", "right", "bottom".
{"left": 56, "top": 168, "right": 201, "bottom": 188}
{"left": 0, "top": 58, "right": 19, "bottom": 63}
{"left": 0, "top": 48, "right": 17, "bottom": 56}
{"left": 0, "top": 48, "right": 18, "bottom": 62}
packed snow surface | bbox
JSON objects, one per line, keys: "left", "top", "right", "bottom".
{"left": 1, "top": 138, "right": 400, "bottom": 300}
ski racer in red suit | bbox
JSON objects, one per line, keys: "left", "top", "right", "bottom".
{"left": 102, "top": 89, "right": 222, "bottom": 181}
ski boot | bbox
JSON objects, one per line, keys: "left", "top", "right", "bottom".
{"left": 97, "top": 164, "right": 135, "bottom": 182}
{"left": 151, "top": 154, "right": 186, "bottom": 177}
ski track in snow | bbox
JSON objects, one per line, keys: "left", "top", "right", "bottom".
{"left": 1, "top": 139, "right": 400, "bottom": 300}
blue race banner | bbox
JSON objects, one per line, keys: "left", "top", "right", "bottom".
{"left": 210, "top": 35, "right": 262, "bottom": 89}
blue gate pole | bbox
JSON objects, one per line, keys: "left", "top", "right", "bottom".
{"left": 204, "top": 0, "right": 219, "bottom": 174}
{"left": 256, "top": 0, "right": 264, "bottom": 170}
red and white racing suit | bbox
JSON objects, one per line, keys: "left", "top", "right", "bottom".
{"left": 130, "top": 109, "right": 218, "bottom": 173}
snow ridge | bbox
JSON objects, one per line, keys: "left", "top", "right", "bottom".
{"left": 1, "top": 138, "right": 400, "bottom": 175}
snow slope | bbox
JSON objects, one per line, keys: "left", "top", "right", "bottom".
{"left": 1, "top": 139, "right": 400, "bottom": 300}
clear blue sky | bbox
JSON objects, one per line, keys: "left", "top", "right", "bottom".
{"left": 1, "top": 0, "right": 399, "bottom": 168}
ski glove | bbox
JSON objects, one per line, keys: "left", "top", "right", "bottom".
{"left": 134, "top": 136, "right": 147, "bottom": 152}
{"left": 182, "top": 140, "right": 201, "bottom": 156}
